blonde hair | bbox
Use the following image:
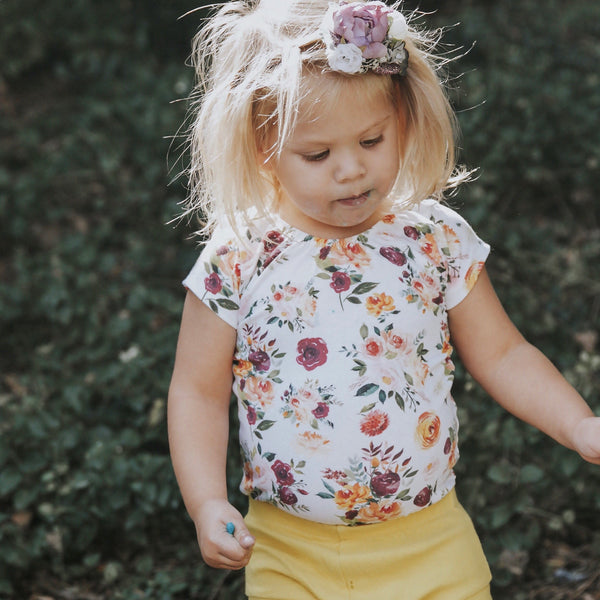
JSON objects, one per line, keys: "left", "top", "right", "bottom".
{"left": 183, "top": 0, "right": 467, "bottom": 238}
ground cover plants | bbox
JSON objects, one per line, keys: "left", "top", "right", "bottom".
{"left": 1, "top": 0, "right": 599, "bottom": 598}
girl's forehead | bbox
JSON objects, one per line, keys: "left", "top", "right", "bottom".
{"left": 297, "top": 72, "right": 394, "bottom": 123}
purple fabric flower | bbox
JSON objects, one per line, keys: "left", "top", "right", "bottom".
{"left": 204, "top": 272, "right": 223, "bottom": 294}
{"left": 247, "top": 406, "right": 257, "bottom": 426}
{"left": 333, "top": 2, "right": 392, "bottom": 59}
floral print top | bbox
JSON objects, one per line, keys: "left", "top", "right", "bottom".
{"left": 183, "top": 200, "right": 490, "bottom": 525}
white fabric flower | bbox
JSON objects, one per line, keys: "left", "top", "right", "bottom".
{"left": 327, "top": 43, "right": 364, "bottom": 74}
{"left": 388, "top": 11, "right": 408, "bottom": 41}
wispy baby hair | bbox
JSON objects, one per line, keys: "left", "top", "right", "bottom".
{"left": 184, "top": 0, "right": 466, "bottom": 238}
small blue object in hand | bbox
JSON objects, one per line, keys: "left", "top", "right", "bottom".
{"left": 226, "top": 522, "right": 235, "bottom": 535}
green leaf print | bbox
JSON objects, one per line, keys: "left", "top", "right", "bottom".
{"left": 352, "top": 282, "right": 378, "bottom": 295}
{"left": 356, "top": 383, "right": 379, "bottom": 397}
{"left": 216, "top": 298, "right": 239, "bottom": 310}
{"left": 256, "top": 420, "right": 276, "bottom": 431}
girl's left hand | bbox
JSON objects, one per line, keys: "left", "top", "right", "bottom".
{"left": 572, "top": 416, "right": 600, "bottom": 465}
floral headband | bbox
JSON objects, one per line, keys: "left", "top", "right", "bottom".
{"left": 320, "top": 1, "right": 409, "bottom": 76}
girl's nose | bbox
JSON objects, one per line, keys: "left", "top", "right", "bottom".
{"left": 334, "top": 151, "right": 367, "bottom": 183}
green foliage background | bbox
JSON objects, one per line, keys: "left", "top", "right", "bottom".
{"left": 0, "top": 0, "right": 599, "bottom": 598}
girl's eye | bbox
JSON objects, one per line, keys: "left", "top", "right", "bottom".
{"left": 361, "top": 135, "right": 384, "bottom": 148}
{"left": 302, "top": 150, "right": 329, "bottom": 162}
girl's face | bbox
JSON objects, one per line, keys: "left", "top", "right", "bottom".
{"left": 263, "top": 74, "right": 402, "bottom": 239}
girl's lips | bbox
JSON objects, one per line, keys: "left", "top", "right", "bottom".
{"left": 337, "top": 191, "right": 371, "bottom": 206}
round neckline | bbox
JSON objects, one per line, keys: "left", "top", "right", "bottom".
{"left": 273, "top": 208, "right": 398, "bottom": 244}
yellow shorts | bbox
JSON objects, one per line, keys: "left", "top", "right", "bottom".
{"left": 245, "top": 489, "right": 492, "bottom": 600}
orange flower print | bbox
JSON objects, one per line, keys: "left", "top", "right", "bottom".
{"left": 366, "top": 293, "right": 395, "bottom": 316}
{"left": 357, "top": 501, "right": 402, "bottom": 523}
{"left": 413, "top": 274, "right": 442, "bottom": 310}
{"left": 233, "top": 359, "right": 253, "bottom": 378}
{"left": 296, "top": 430, "right": 330, "bottom": 453}
{"left": 465, "top": 261, "right": 485, "bottom": 290}
{"left": 328, "top": 240, "right": 371, "bottom": 269}
{"left": 415, "top": 412, "right": 441, "bottom": 448}
{"left": 334, "top": 483, "right": 371, "bottom": 511}
{"left": 360, "top": 410, "right": 390, "bottom": 436}
{"left": 243, "top": 376, "right": 275, "bottom": 408}
{"left": 419, "top": 233, "right": 442, "bottom": 265}
{"left": 382, "top": 214, "right": 396, "bottom": 224}
{"left": 363, "top": 337, "right": 383, "bottom": 357}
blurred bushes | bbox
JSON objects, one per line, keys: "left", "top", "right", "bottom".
{"left": 0, "top": 0, "right": 599, "bottom": 597}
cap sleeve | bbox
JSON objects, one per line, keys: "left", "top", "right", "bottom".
{"left": 419, "top": 199, "right": 491, "bottom": 309}
{"left": 182, "top": 232, "right": 243, "bottom": 329}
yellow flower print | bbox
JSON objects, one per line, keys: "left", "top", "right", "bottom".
{"left": 366, "top": 293, "right": 395, "bottom": 316}
{"left": 465, "top": 261, "right": 485, "bottom": 290}
{"left": 334, "top": 482, "right": 371, "bottom": 511}
{"left": 415, "top": 412, "right": 441, "bottom": 449}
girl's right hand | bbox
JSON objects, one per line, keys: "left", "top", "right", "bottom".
{"left": 194, "top": 499, "right": 255, "bottom": 570}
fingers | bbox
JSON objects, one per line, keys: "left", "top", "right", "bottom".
{"left": 196, "top": 507, "right": 255, "bottom": 570}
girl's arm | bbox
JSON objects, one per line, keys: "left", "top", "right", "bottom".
{"left": 168, "top": 291, "right": 255, "bottom": 569}
{"left": 448, "top": 267, "right": 600, "bottom": 464}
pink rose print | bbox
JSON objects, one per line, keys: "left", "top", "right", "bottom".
{"left": 379, "top": 246, "right": 407, "bottom": 266}
{"left": 271, "top": 460, "right": 295, "bottom": 486}
{"left": 248, "top": 349, "right": 270, "bottom": 372}
{"left": 312, "top": 402, "right": 330, "bottom": 419}
{"left": 204, "top": 272, "right": 222, "bottom": 294}
{"left": 371, "top": 471, "right": 401, "bottom": 496}
{"left": 333, "top": 2, "right": 391, "bottom": 59}
{"left": 279, "top": 486, "right": 298, "bottom": 506}
{"left": 296, "top": 338, "right": 328, "bottom": 371}
{"left": 330, "top": 271, "right": 351, "bottom": 293}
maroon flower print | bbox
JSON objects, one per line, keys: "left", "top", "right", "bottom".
{"left": 443, "top": 437, "right": 452, "bottom": 455}
{"left": 330, "top": 271, "right": 351, "bottom": 293}
{"left": 248, "top": 349, "right": 270, "bottom": 372}
{"left": 413, "top": 486, "right": 432, "bottom": 507}
{"left": 379, "top": 246, "right": 407, "bottom": 266}
{"left": 271, "top": 460, "right": 295, "bottom": 486}
{"left": 312, "top": 402, "right": 330, "bottom": 419}
{"left": 279, "top": 486, "right": 298, "bottom": 506}
{"left": 404, "top": 226, "right": 419, "bottom": 240}
{"left": 204, "top": 272, "right": 223, "bottom": 294}
{"left": 345, "top": 509, "right": 359, "bottom": 520}
{"left": 296, "top": 338, "right": 328, "bottom": 371}
{"left": 247, "top": 406, "right": 257, "bottom": 425}
{"left": 262, "top": 248, "right": 281, "bottom": 269}
{"left": 371, "top": 471, "right": 401, "bottom": 497}
{"left": 319, "top": 246, "right": 331, "bottom": 260}
{"left": 264, "top": 230, "right": 284, "bottom": 252}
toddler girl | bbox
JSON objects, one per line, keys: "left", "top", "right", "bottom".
{"left": 168, "top": 1, "right": 600, "bottom": 598}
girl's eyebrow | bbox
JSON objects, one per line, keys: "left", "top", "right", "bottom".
{"left": 295, "top": 112, "right": 394, "bottom": 146}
